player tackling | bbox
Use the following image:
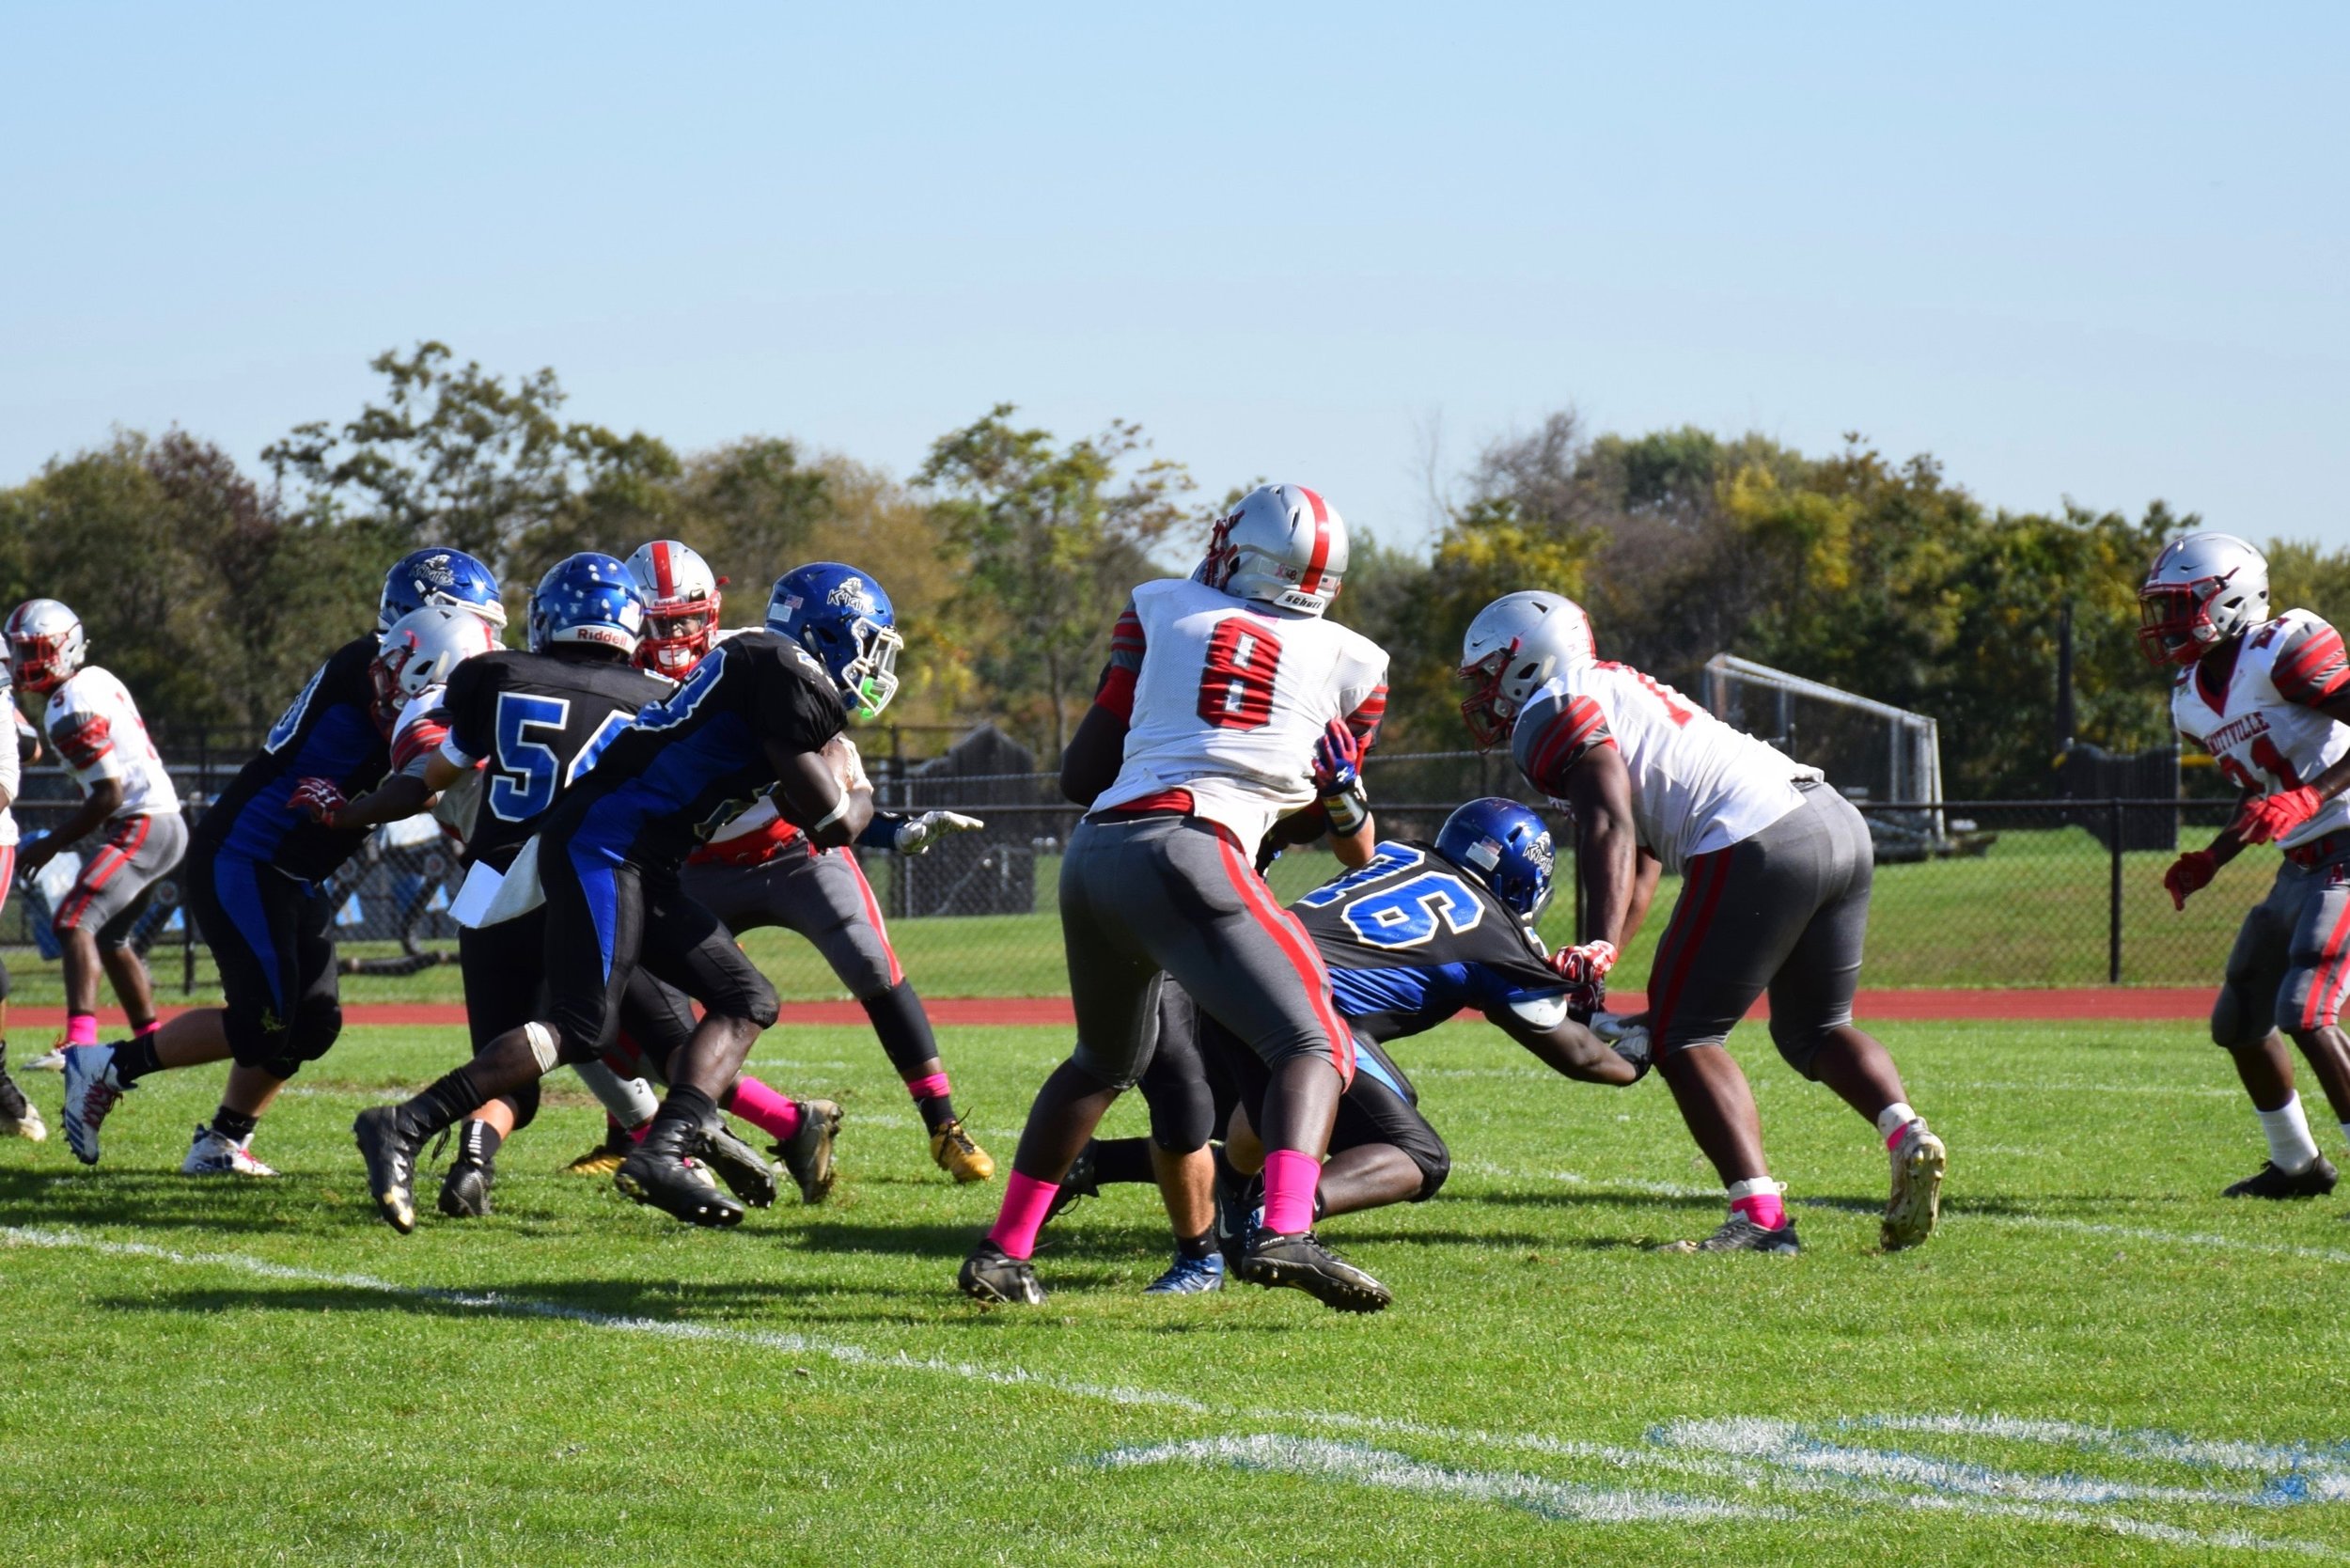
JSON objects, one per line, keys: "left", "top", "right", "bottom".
{"left": 2144, "top": 532, "right": 2350, "bottom": 1198}
{"left": 1460, "top": 590, "right": 1946, "bottom": 1252}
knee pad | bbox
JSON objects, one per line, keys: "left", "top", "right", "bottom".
{"left": 255, "top": 996, "right": 343, "bottom": 1078}
{"left": 499, "top": 1083, "right": 542, "bottom": 1132}
{"left": 863, "top": 980, "right": 941, "bottom": 1075}
{"left": 1412, "top": 1140, "right": 1451, "bottom": 1202}
{"left": 2213, "top": 980, "right": 2272, "bottom": 1052}
{"left": 707, "top": 973, "right": 780, "bottom": 1031}
{"left": 1767, "top": 1022, "right": 1830, "bottom": 1082}
{"left": 1146, "top": 1074, "right": 1215, "bottom": 1154}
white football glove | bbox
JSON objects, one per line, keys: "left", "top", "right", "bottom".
{"left": 894, "top": 810, "right": 984, "bottom": 855}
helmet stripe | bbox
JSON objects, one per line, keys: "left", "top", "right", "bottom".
{"left": 650, "top": 539, "right": 677, "bottom": 597}
{"left": 1295, "top": 486, "right": 1333, "bottom": 593}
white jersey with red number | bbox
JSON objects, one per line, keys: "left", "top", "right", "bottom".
{"left": 1089, "top": 577, "right": 1388, "bottom": 849}
{"left": 391, "top": 683, "right": 480, "bottom": 845}
{"left": 2171, "top": 609, "right": 2350, "bottom": 853}
{"left": 1512, "top": 662, "right": 1819, "bottom": 872}
{"left": 42, "top": 666, "right": 179, "bottom": 820}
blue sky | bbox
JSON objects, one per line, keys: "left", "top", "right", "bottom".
{"left": 3, "top": 4, "right": 2343, "bottom": 552}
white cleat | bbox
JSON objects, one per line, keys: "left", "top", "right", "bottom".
{"left": 5, "top": 1103, "right": 47, "bottom": 1142}
{"left": 1883, "top": 1120, "right": 1947, "bottom": 1251}
{"left": 60, "top": 1045, "right": 126, "bottom": 1166}
{"left": 182, "top": 1125, "right": 278, "bottom": 1178}
{"left": 25, "top": 1046, "right": 67, "bottom": 1073}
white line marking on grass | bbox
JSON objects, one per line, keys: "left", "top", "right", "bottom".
{"left": 1848, "top": 1414, "right": 2350, "bottom": 1476}
{"left": 1095, "top": 1435, "right": 1780, "bottom": 1524}
{"left": 1948, "top": 1080, "right": 2238, "bottom": 1099}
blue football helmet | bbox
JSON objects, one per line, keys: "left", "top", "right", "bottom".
{"left": 1435, "top": 797, "right": 1558, "bottom": 923}
{"left": 529, "top": 553, "right": 646, "bottom": 656}
{"left": 379, "top": 547, "right": 507, "bottom": 634}
{"left": 766, "top": 562, "right": 903, "bottom": 718}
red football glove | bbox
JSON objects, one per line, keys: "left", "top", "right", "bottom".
{"left": 1551, "top": 939, "right": 1618, "bottom": 989}
{"left": 287, "top": 776, "right": 349, "bottom": 827}
{"left": 1311, "top": 719, "right": 1362, "bottom": 792}
{"left": 2235, "top": 786, "right": 2324, "bottom": 845}
{"left": 2162, "top": 850, "right": 2217, "bottom": 911}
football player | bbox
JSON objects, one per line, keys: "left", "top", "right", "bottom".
{"left": 627, "top": 540, "right": 995, "bottom": 1184}
{"left": 959, "top": 482, "right": 1396, "bottom": 1311}
{"left": 1460, "top": 591, "right": 1946, "bottom": 1254}
{"left": 6, "top": 599, "right": 187, "bottom": 1065}
{"left": 355, "top": 561, "right": 907, "bottom": 1233}
{"left": 2145, "top": 533, "right": 2350, "bottom": 1198}
{"left": 56, "top": 550, "right": 504, "bottom": 1174}
{"left": 330, "top": 554, "right": 820, "bottom": 1219}
{"left": 1052, "top": 799, "right": 1651, "bottom": 1289}
{"left": 0, "top": 656, "right": 40, "bottom": 1139}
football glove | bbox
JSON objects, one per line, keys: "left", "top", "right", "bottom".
{"left": 1550, "top": 939, "right": 1618, "bottom": 989}
{"left": 2235, "top": 786, "right": 2323, "bottom": 845}
{"left": 894, "top": 810, "right": 984, "bottom": 855}
{"left": 2161, "top": 849, "right": 2218, "bottom": 911}
{"left": 1311, "top": 719, "right": 1361, "bottom": 792}
{"left": 288, "top": 776, "right": 349, "bottom": 827}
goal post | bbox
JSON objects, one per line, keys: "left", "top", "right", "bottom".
{"left": 1701, "top": 654, "right": 1945, "bottom": 843}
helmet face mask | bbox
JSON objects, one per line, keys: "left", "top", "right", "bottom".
{"left": 625, "top": 541, "right": 724, "bottom": 676}
{"left": 2136, "top": 532, "right": 2270, "bottom": 668}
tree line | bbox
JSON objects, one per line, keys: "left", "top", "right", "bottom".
{"left": 7, "top": 342, "right": 2344, "bottom": 795}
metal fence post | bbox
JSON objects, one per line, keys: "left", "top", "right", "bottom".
{"left": 2107, "top": 797, "right": 2123, "bottom": 984}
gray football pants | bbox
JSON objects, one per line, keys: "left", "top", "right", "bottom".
{"left": 1059, "top": 813, "right": 1351, "bottom": 1091}
{"left": 682, "top": 845, "right": 902, "bottom": 998}
{"left": 2213, "top": 846, "right": 2350, "bottom": 1047}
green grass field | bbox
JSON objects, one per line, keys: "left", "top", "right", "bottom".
{"left": 5, "top": 1016, "right": 2349, "bottom": 1564}
{"left": 0, "top": 823, "right": 2273, "bottom": 1011}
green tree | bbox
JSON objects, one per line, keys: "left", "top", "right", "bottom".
{"left": 916, "top": 405, "right": 1194, "bottom": 758}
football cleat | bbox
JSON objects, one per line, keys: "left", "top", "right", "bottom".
{"left": 1046, "top": 1144, "right": 1100, "bottom": 1225}
{"left": 0, "top": 1058, "right": 45, "bottom": 1142}
{"left": 616, "top": 1119, "right": 744, "bottom": 1228}
{"left": 770, "top": 1098, "right": 842, "bottom": 1205}
{"left": 353, "top": 1106, "right": 425, "bottom": 1232}
{"left": 561, "top": 1121, "right": 637, "bottom": 1177}
{"left": 439, "top": 1158, "right": 494, "bottom": 1218}
{"left": 183, "top": 1124, "right": 277, "bottom": 1178}
{"left": 1882, "top": 1121, "right": 1948, "bottom": 1250}
{"left": 59, "top": 1044, "right": 127, "bottom": 1166}
{"left": 1236, "top": 1231, "right": 1391, "bottom": 1313}
{"left": 1660, "top": 1213, "right": 1803, "bottom": 1255}
{"left": 1144, "top": 1250, "right": 1227, "bottom": 1295}
{"left": 1214, "top": 1168, "right": 1263, "bottom": 1271}
{"left": 2223, "top": 1155, "right": 2340, "bottom": 1200}
{"left": 24, "top": 1045, "right": 67, "bottom": 1073}
{"left": 699, "top": 1122, "right": 781, "bottom": 1209}
{"left": 958, "top": 1239, "right": 1044, "bottom": 1306}
{"left": 930, "top": 1118, "right": 996, "bottom": 1184}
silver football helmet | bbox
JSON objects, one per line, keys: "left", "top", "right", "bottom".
{"left": 370, "top": 604, "right": 501, "bottom": 719}
{"left": 2138, "top": 532, "right": 2269, "bottom": 667}
{"left": 4, "top": 599, "right": 86, "bottom": 696}
{"left": 1456, "top": 590, "right": 1597, "bottom": 747}
{"left": 1196, "top": 483, "right": 1348, "bottom": 617}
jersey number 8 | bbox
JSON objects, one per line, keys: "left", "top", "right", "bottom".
{"left": 1197, "top": 619, "right": 1283, "bottom": 730}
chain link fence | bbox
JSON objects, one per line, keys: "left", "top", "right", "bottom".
{"left": 0, "top": 738, "right": 2264, "bottom": 1000}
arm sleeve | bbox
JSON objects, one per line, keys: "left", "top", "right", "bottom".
{"left": 1092, "top": 600, "right": 1145, "bottom": 721}
{"left": 2270, "top": 617, "right": 2350, "bottom": 707}
{"left": 50, "top": 697, "right": 122, "bottom": 782}
{"left": 391, "top": 698, "right": 452, "bottom": 776}
{"left": 1512, "top": 686, "right": 1614, "bottom": 797}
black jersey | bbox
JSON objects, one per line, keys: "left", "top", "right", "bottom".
{"left": 1291, "top": 839, "right": 1567, "bottom": 1043}
{"left": 547, "top": 629, "right": 848, "bottom": 871}
{"left": 193, "top": 635, "right": 388, "bottom": 884}
{"left": 438, "top": 650, "right": 674, "bottom": 873}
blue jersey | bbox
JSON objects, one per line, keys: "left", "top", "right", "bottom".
{"left": 546, "top": 629, "right": 847, "bottom": 872}
{"left": 1292, "top": 839, "right": 1566, "bottom": 1043}
{"left": 192, "top": 635, "right": 387, "bottom": 883}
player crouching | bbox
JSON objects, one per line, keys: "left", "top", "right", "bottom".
{"left": 2146, "top": 533, "right": 2350, "bottom": 1199}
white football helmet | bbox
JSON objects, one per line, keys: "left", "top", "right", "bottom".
{"left": 1196, "top": 483, "right": 1348, "bottom": 617}
{"left": 1457, "top": 590, "right": 1598, "bottom": 748}
{"left": 5, "top": 599, "right": 87, "bottom": 697}
{"left": 2138, "top": 532, "right": 2270, "bottom": 668}
{"left": 370, "top": 604, "right": 500, "bottom": 720}
{"left": 624, "top": 540, "right": 724, "bottom": 676}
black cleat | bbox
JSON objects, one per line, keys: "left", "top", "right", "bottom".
{"left": 353, "top": 1106, "right": 425, "bottom": 1235}
{"left": 1660, "top": 1214, "right": 1803, "bottom": 1254}
{"left": 958, "top": 1239, "right": 1044, "bottom": 1305}
{"left": 701, "top": 1122, "right": 780, "bottom": 1209}
{"left": 439, "top": 1156, "right": 494, "bottom": 1218}
{"left": 616, "top": 1118, "right": 744, "bottom": 1229}
{"left": 2224, "top": 1155, "right": 2339, "bottom": 1200}
{"left": 1045, "top": 1144, "right": 1099, "bottom": 1225}
{"left": 1237, "top": 1230, "right": 1391, "bottom": 1313}
{"left": 770, "top": 1098, "right": 841, "bottom": 1205}
{"left": 1214, "top": 1168, "right": 1263, "bottom": 1272}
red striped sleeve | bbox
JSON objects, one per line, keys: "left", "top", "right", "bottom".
{"left": 1106, "top": 603, "right": 1146, "bottom": 668}
{"left": 1344, "top": 684, "right": 1387, "bottom": 751}
{"left": 392, "top": 716, "right": 451, "bottom": 773}
{"left": 1525, "top": 694, "right": 1613, "bottom": 794}
{"left": 1094, "top": 663, "right": 1138, "bottom": 721}
{"left": 2275, "top": 623, "right": 2350, "bottom": 706}
{"left": 53, "top": 712, "right": 113, "bottom": 770}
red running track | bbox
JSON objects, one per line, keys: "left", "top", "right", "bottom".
{"left": 9, "top": 988, "right": 2219, "bottom": 1031}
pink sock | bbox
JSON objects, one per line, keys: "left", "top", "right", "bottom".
{"left": 986, "top": 1171, "right": 1061, "bottom": 1261}
{"left": 1731, "top": 1191, "right": 1787, "bottom": 1230}
{"left": 1261, "top": 1149, "right": 1322, "bottom": 1235}
{"left": 66, "top": 1013, "right": 99, "bottom": 1045}
{"left": 905, "top": 1071, "right": 951, "bottom": 1103}
{"left": 723, "top": 1075, "right": 802, "bottom": 1142}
